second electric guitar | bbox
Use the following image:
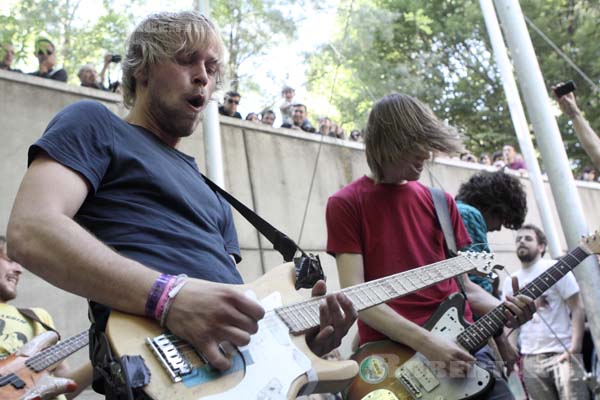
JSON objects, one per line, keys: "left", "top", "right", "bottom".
{"left": 347, "top": 230, "right": 600, "bottom": 400}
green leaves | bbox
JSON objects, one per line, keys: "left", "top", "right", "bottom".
{"left": 304, "top": 0, "right": 600, "bottom": 172}
{"left": 1, "top": 0, "right": 136, "bottom": 83}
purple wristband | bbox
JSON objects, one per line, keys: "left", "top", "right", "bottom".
{"left": 154, "top": 277, "right": 177, "bottom": 321}
{"left": 145, "top": 274, "right": 172, "bottom": 318}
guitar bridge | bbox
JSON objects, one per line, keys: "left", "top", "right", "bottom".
{"left": 146, "top": 334, "right": 192, "bottom": 382}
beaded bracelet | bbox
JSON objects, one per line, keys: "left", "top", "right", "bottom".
{"left": 145, "top": 273, "right": 173, "bottom": 318}
{"left": 159, "top": 274, "right": 189, "bottom": 328}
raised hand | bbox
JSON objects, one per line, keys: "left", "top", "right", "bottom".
{"left": 552, "top": 83, "right": 580, "bottom": 118}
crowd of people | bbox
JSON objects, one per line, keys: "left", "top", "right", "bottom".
{"left": 2, "top": 39, "right": 362, "bottom": 143}
{"left": 217, "top": 87, "right": 364, "bottom": 142}
{"left": 459, "top": 144, "right": 528, "bottom": 172}
{"left": 1, "top": 10, "right": 600, "bottom": 400}
{"left": 1, "top": 38, "right": 121, "bottom": 92}
{"left": 459, "top": 143, "right": 600, "bottom": 183}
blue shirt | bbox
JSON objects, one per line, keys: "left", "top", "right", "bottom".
{"left": 457, "top": 201, "right": 493, "bottom": 293}
{"left": 29, "top": 100, "right": 243, "bottom": 285}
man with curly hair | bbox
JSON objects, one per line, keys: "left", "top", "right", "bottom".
{"left": 455, "top": 170, "right": 528, "bottom": 293}
{"left": 326, "top": 93, "right": 535, "bottom": 399}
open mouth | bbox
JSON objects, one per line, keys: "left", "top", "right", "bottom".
{"left": 186, "top": 95, "right": 205, "bottom": 110}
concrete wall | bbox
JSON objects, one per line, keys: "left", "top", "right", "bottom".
{"left": 2, "top": 70, "right": 600, "bottom": 398}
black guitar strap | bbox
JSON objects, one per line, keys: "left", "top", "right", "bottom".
{"left": 201, "top": 173, "right": 325, "bottom": 289}
{"left": 18, "top": 308, "right": 61, "bottom": 339}
{"left": 428, "top": 187, "right": 467, "bottom": 298}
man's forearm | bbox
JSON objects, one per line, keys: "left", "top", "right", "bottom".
{"left": 8, "top": 211, "right": 157, "bottom": 315}
{"left": 462, "top": 275, "right": 501, "bottom": 316}
{"left": 64, "top": 362, "right": 93, "bottom": 400}
{"left": 571, "top": 304, "right": 586, "bottom": 353}
{"left": 359, "top": 303, "right": 431, "bottom": 350}
{"left": 506, "top": 327, "right": 519, "bottom": 349}
{"left": 572, "top": 113, "right": 600, "bottom": 169}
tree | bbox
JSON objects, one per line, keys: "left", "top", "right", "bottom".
{"left": 522, "top": 0, "right": 600, "bottom": 172}
{"left": 1, "top": 0, "right": 138, "bottom": 84}
{"left": 304, "top": 0, "right": 600, "bottom": 172}
{"left": 210, "top": 0, "right": 315, "bottom": 95}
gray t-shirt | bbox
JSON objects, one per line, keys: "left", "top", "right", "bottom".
{"left": 29, "top": 100, "right": 243, "bottom": 284}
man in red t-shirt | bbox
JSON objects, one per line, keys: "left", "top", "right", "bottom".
{"left": 326, "top": 93, "right": 535, "bottom": 398}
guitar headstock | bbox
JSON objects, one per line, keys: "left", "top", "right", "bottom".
{"left": 458, "top": 251, "right": 494, "bottom": 276}
{"left": 580, "top": 230, "right": 600, "bottom": 255}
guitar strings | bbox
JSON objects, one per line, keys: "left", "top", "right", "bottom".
{"left": 152, "top": 254, "right": 492, "bottom": 370}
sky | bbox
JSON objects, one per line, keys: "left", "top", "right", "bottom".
{"left": 3, "top": 0, "right": 340, "bottom": 122}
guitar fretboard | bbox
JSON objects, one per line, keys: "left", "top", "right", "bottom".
{"left": 25, "top": 330, "right": 89, "bottom": 372}
{"left": 276, "top": 254, "right": 490, "bottom": 334}
{"left": 457, "top": 246, "right": 591, "bottom": 353}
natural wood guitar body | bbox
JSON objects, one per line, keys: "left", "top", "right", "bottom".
{"left": 107, "top": 263, "right": 358, "bottom": 400}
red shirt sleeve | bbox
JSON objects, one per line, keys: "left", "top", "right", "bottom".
{"left": 326, "top": 194, "right": 363, "bottom": 255}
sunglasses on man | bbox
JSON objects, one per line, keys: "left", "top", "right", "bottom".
{"left": 226, "top": 98, "right": 239, "bottom": 105}
{"left": 37, "top": 49, "right": 53, "bottom": 56}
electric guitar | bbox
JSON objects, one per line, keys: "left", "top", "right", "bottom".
{"left": 0, "top": 329, "right": 89, "bottom": 400}
{"left": 346, "top": 230, "right": 600, "bottom": 400}
{"left": 106, "top": 252, "right": 494, "bottom": 400}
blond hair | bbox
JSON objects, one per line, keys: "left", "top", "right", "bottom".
{"left": 122, "top": 11, "right": 225, "bottom": 108}
{"left": 365, "top": 93, "right": 463, "bottom": 182}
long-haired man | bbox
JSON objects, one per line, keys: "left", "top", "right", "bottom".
{"left": 326, "top": 93, "right": 535, "bottom": 398}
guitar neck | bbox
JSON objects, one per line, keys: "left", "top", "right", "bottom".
{"left": 277, "top": 254, "right": 481, "bottom": 334}
{"left": 457, "top": 246, "right": 591, "bottom": 353}
{"left": 25, "top": 330, "right": 89, "bottom": 372}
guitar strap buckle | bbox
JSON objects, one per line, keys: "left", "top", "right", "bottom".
{"left": 294, "top": 253, "right": 325, "bottom": 290}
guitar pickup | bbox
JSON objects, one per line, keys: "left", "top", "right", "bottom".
{"left": 146, "top": 334, "right": 192, "bottom": 382}
{"left": 396, "top": 355, "right": 440, "bottom": 395}
{"left": 0, "top": 373, "right": 26, "bottom": 389}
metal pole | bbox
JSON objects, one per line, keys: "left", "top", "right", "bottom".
{"left": 494, "top": 0, "right": 600, "bottom": 352}
{"left": 479, "top": 0, "right": 562, "bottom": 257}
{"left": 196, "top": 0, "right": 225, "bottom": 186}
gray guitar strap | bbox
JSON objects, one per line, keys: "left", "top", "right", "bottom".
{"left": 18, "top": 307, "right": 61, "bottom": 339}
{"left": 429, "top": 187, "right": 467, "bottom": 298}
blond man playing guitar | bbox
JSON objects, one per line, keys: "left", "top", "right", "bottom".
{"left": 7, "top": 11, "right": 355, "bottom": 399}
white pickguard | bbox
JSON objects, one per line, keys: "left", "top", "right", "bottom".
{"left": 202, "top": 291, "right": 312, "bottom": 400}
{"left": 398, "top": 306, "right": 492, "bottom": 400}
